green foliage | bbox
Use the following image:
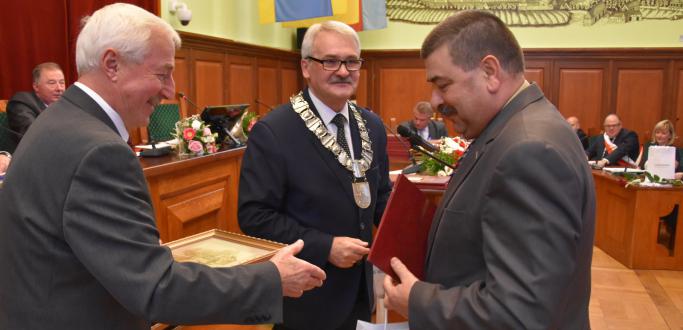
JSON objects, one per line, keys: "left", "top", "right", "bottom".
{"left": 419, "top": 151, "right": 455, "bottom": 176}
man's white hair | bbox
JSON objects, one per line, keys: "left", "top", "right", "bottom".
{"left": 76, "top": 3, "right": 181, "bottom": 75}
{"left": 300, "top": 21, "right": 360, "bottom": 59}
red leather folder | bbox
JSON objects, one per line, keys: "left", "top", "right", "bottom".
{"left": 369, "top": 174, "right": 437, "bottom": 280}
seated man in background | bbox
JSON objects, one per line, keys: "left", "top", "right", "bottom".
{"left": 0, "top": 151, "right": 9, "bottom": 174}
{"left": 399, "top": 101, "right": 448, "bottom": 142}
{"left": 7, "top": 62, "right": 66, "bottom": 143}
{"left": 566, "top": 116, "right": 589, "bottom": 150}
{"left": 586, "top": 113, "right": 639, "bottom": 167}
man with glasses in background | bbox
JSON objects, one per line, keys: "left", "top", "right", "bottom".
{"left": 238, "top": 20, "right": 392, "bottom": 330}
{"left": 586, "top": 113, "right": 640, "bottom": 167}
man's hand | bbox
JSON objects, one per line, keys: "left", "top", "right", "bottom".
{"left": 383, "top": 257, "right": 418, "bottom": 318}
{"left": 270, "top": 239, "right": 326, "bottom": 298}
{"left": 328, "top": 236, "right": 370, "bottom": 268}
{"left": 596, "top": 158, "right": 609, "bottom": 168}
{"left": 0, "top": 154, "right": 10, "bottom": 174}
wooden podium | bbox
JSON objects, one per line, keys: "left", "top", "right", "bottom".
{"left": 141, "top": 147, "right": 245, "bottom": 243}
{"left": 593, "top": 170, "right": 683, "bottom": 270}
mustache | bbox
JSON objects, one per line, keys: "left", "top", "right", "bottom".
{"left": 329, "top": 77, "right": 353, "bottom": 84}
{"left": 437, "top": 104, "right": 456, "bottom": 116}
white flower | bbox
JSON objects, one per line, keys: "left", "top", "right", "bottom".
{"left": 443, "top": 137, "right": 459, "bottom": 151}
{"left": 191, "top": 119, "right": 202, "bottom": 130}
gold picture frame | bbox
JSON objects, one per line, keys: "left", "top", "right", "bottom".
{"left": 164, "top": 229, "right": 285, "bottom": 267}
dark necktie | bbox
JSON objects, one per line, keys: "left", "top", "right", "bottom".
{"left": 331, "top": 114, "right": 351, "bottom": 156}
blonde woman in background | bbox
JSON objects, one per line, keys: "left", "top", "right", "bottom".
{"left": 638, "top": 119, "right": 683, "bottom": 179}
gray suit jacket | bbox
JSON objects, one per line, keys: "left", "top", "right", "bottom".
{"left": 399, "top": 120, "right": 448, "bottom": 140}
{"left": 7, "top": 91, "right": 47, "bottom": 143}
{"left": 0, "top": 85, "right": 283, "bottom": 329}
{"left": 409, "top": 84, "right": 595, "bottom": 329}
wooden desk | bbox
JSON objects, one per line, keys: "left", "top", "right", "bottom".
{"left": 389, "top": 172, "right": 450, "bottom": 206}
{"left": 593, "top": 170, "right": 683, "bottom": 270}
{"left": 141, "top": 147, "right": 245, "bottom": 242}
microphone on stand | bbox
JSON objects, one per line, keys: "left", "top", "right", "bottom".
{"left": 178, "top": 92, "right": 202, "bottom": 112}
{"left": 254, "top": 99, "right": 275, "bottom": 112}
{"left": 381, "top": 120, "right": 420, "bottom": 174}
{"left": 397, "top": 125, "right": 454, "bottom": 170}
{"left": 397, "top": 125, "right": 438, "bottom": 153}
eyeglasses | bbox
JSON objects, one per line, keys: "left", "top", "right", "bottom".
{"left": 603, "top": 124, "right": 621, "bottom": 129}
{"left": 307, "top": 56, "right": 364, "bottom": 71}
{"left": 436, "top": 104, "right": 455, "bottom": 116}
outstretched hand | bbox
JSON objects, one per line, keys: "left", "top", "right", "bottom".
{"left": 383, "top": 257, "right": 418, "bottom": 318}
{"left": 270, "top": 239, "right": 326, "bottom": 298}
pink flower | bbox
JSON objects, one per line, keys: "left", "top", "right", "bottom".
{"left": 248, "top": 117, "right": 258, "bottom": 132}
{"left": 188, "top": 140, "right": 203, "bottom": 153}
{"left": 203, "top": 127, "right": 212, "bottom": 136}
{"left": 183, "top": 128, "right": 196, "bottom": 140}
{"left": 206, "top": 143, "right": 217, "bottom": 154}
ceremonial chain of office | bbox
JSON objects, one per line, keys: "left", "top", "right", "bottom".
{"left": 290, "top": 91, "right": 373, "bottom": 175}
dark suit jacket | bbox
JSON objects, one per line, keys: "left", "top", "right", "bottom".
{"left": 576, "top": 128, "right": 589, "bottom": 150}
{"left": 399, "top": 119, "right": 448, "bottom": 140}
{"left": 7, "top": 91, "right": 47, "bottom": 143}
{"left": 585, "top": 128, "right": 640, "bottom": 164}
{"left": 409, "top": 84, "right": 595, "bottom": 329}
{"left": 0, "top": 86, "right": 282, "bottom": 329}
{"left": 639, "top": 142, "right": 683, "bottom": 172}
{"left": 238, "top": 89, "right": 392, "bottom": 330}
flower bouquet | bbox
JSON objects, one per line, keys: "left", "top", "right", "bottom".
{"left": 419, "top": 136, "right": 470, "bottom": 176}
{"left": 174, "top": 114, "right": 219, "bottom": 157}
{"left": 241, "top": 111, "right": 259, "bottom": 137}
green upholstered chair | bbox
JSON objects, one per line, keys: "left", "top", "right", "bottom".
{"left": 0, "top": 110, "right": 16, "bottom": 154}
{"left": 147, "top": 103, "right": 181, "bottom": 143}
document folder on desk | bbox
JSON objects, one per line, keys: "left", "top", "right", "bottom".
{"left": 369, "top": 174, "right": 437, "bottom": 280}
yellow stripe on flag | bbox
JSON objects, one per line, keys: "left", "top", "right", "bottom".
{"left": 281, "top": 0, "right": 359, "bottom": 28}
{"left": 258, "top": 0, "right": 276, "bottom": 24}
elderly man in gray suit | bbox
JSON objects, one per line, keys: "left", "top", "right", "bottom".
{"left": 383, "top": 11, "right": 595, "bottom": 329}
{"left": 0, "top": 3, "right": 324, "bottom": 329}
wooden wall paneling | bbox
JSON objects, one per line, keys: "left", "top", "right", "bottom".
{"left": 554, "top": 61, "right": 609, "bottom": 132}
{"left": 613, "top": 61, "right": 668, "bottom": 143}
{"left": 674, "top": 63, "right": 683, "bottom": 147}
{"left": 280, "top": 60, "right": 301, "bottom": 106}
{"left": 227, "top": 54, "right": 256, "bottom": 108}
{"left": 378, "top": 67, "right": 431, "bottom": 126}
{"left": 524, "top": 59, "right": 552, "bottom": 100}
{"left": 374, "top": 57, "right": 431, "bottom": 126}
{"left": 256, "top": 58, "right": 279, "bottom": 117}
{"left": 173, "top": 48, "right": 191, "bottom": 117}
{"left": 192, "top": 49, "right": 226, "bottom": 109}
{"left": 356, "top": 68, "right": 369, "bottom": 109}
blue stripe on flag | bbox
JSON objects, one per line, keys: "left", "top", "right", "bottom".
{"left": 275, "top": 0, "right": 333, "bottom": 22}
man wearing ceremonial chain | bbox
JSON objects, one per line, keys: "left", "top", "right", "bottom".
{"left": 238, "top": 21, "right": 392, "bottom": 330}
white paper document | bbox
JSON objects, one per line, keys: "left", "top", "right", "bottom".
{"left": 356, "top": 320, "right": 409, "bottom": 330}
{"left": 644, "top": 145, "right": 676, "bottom": 179}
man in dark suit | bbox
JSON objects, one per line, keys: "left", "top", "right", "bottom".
{"left": 586, "top": 113, "right": 640, "bottom": 167}
{"left": 238, "top": 21, "right": 392, "bottom": 330}
{"left": 0, "top": 4, "right": 324, "bottom": 329}
{"left": 7, "top": 62, "right": 65, "bottom": 143}
{"left": 383, "top": 11, "right": 595, "bottom": 329}
{"left": 399, "top": 101, "right": 448, "bottom": 141}
{"left": 567, "top": 116, "right": 589, "bottom": 150}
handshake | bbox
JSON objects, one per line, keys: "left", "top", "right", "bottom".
{"left": 270, "top": 239, "right": 326, "bottom": 297}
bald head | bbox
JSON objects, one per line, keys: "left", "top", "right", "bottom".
{"left": 566, "top": 116, "right": 580, "bottom": 131}
{"left": 603, "top": 114, "right": 622, "bottom": 139}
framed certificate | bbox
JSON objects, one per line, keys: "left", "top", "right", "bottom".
{"left": 164, "top": 229, "right": 285, "bottom": 267}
